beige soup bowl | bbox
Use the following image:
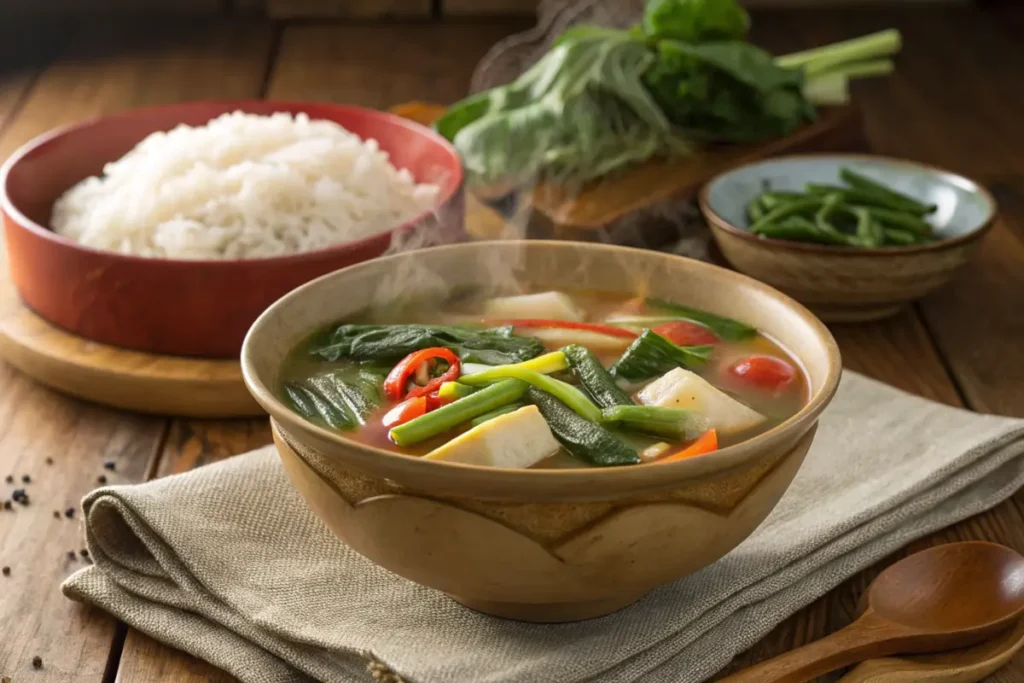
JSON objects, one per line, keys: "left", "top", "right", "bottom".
{"left": 241, "top": 241, "right": 841, "bottom": 623}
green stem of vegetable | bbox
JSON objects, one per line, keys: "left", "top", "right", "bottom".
{"left": 563, "top": 344, "right": 634, "bottom": 409}
{"left": 511, "top": 351, "right": 569, "bottom": 375}
{"left": 389, "top": 379, "right": 529, "bottom": 446}
{"left": 460, "top": 366, "right": 602, "bottom": 422}
{"left": 469, "top": 403, "right": 525, "bottom": 427}
{"left": 437, "top": 381, "right": 477, "bottom": 400}
{"left": 819, "top": 58, "right": 895, "bottom": 80}
{"left": 756, "top": 216, "right": 848, "bottom": 245}
{"left": 776, "top": 29, "right": 901, "bottom": 72}
{"left": 600, "top": 405, "right": 709, "bottom": 439}
{"left": 777, "top": 30, "right": 901, "bottom": 106}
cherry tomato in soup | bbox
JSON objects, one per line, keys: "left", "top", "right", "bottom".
{"left": 728, "top": 355, "right": 796, "bottom": 392}
{"left": 652, "top": 321, "right": 718, "bottom": 346}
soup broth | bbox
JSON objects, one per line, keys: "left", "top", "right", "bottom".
{"left": 279, "top": 288, "right": 807, "bottom": 469}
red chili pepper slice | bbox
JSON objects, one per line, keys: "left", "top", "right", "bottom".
{"left": 381, "top": 392, "right": 453, "bottom": 429}
{"left": 384, "top": 348, "right": 461, "bottom": 401}
{"left": 494, "top": 319, "right": 638, "bottom": 339}
{"left": 727, "top": 355, "right": 796, "bottom": 392}
{"left": 652, "top": 321, "right": 719, "bottom": 346}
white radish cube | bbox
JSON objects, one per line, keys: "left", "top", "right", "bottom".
{"left": 637, "top": 368, "right": 765, "bottom": 436}
{"left": 424, "top": 405, "right": 561, "bottom": 469}
{"left": 483, "top": 291, "right": 583, "bottom": 321}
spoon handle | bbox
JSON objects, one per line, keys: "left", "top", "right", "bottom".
{"left": 718, "top": 610, "right": 905, "bottom": 683}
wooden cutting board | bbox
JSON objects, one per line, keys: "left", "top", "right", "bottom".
{"left": 391, "top": 101, "right": 866, "bottom": 243}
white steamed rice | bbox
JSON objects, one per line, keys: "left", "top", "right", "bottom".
{"left": 51, "top": 111, "right": 442, "bottom": 260}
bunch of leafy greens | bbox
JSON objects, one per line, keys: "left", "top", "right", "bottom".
{"left": 436, "top": 0, "right": 900, "bottom": 186}
{"left": 434, "top": 27, "right": 689, "bottom": 187}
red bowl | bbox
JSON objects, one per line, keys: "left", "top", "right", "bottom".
{"left": 0, "top": 100, "right": 464, "bottom": 358}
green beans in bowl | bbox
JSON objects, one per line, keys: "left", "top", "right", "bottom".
{"left": 700, "top": 154, "right": 996, "bottom": 322}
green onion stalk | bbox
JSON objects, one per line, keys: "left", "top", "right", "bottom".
{"left": 777, "top": 29, "right": 902, "bottom": 105}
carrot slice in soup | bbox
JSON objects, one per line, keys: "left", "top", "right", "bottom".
{"left": 658, "top": 429, "right": 719, "bottom": 463}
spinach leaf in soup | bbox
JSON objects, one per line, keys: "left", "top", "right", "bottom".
{"left": 284, "top": 365, "right": 388, "bottom": 431}
{"left": 610, "top": 330, "right": 713, "bottom": 383}
{"left": 311, "top": 324, "right": 546, "bottom": 366}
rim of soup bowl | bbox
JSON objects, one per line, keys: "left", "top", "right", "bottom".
{"left": 241, "top": 241, "right": 842, "bottom": 501}
{"left": 699, "top": 153, "right": 997, "bottom": 257}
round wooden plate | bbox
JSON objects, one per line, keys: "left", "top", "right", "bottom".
{"left": 0, "top": 260, "right": 262, "bottom": 417}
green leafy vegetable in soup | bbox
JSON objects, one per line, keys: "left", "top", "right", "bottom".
{"left": 278, "top": 289, "right": 808, "bottom": 470}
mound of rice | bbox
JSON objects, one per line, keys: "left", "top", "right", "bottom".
{"left": 51, "top": 111, "right": 442, "bottom": 260}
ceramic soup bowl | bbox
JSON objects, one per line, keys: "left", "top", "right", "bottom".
{"left": 701, "top": 154, "right": 996, "bottom": 322}
{"left": 241, "top": 241, "right": 841, "bottom": 622}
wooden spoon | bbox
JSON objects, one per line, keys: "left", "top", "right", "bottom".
{"left": 719, "top": 542, "right": 1024, "bottom": 683}
{"left": 839, "top": 617, "right": 1024, "bottom": 683}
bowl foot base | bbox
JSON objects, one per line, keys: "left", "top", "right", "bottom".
{"left": 447, "top": 590, "right": 649, "bottom": 623}
{"left": 807, "top": 301, "right": 905, "bottom": 323}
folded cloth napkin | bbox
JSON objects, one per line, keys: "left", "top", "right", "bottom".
{"left": 63, "top": 372, "right": 1024, "bottom": 683}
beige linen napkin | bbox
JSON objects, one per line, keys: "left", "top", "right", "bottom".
{"left": 63, "top": 372, "right": 1024, "bottom": 683}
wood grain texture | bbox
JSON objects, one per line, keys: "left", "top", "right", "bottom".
{"left": 0, "top": 0, "right": 220, "bottom": 13}
{"left": 0, "top": 20, "right": 273, "bottom": 683}
{"left": 0, "top": 358, "right": 167, "bottom": 681}
{"left": 116, "top": 630, "right": 238, "bottom": 683}
{"left": 0, "top": 57, "right": 165, "bottom": 683}
{"left": 442, "top": 0, "right": 539, "bottom": 15}
{"left": 720, "top": 543, "right": 1024, "bottom": 682}
{"left": 0, "top": 284, "right": 260, "bottom": 417}
{"left": 267, "top": 20, "right": 531, "bottom": 108}
{"left": 839, "top": 617, "right": 1024, "bottom": 683}
{"left": 266, "top": 0, "right": 430, "bottom": 18}
{"left": 0, "top": 21, "right": 274, "bottom": 162}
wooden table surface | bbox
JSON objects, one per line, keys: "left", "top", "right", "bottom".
{"left": 1, "top": 6, "right": 1023, "bottom": 682}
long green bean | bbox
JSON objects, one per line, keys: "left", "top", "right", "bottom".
{"left": 750, "top": 198, "right": 824, "bottom": 234}
{"left": 389, "top": 379, "right": 528, "bottom": 446}
{"left": 850, "top": 205, "right": 933, "bottom": 235}
{"left": 840, "top": 168, "right": 937, "bottom": 215}
{"left": 460, "top": 366, "right": 602, "bottom": 422}
{"left": 469, "top": 403, "right": 526, "bottom": 427}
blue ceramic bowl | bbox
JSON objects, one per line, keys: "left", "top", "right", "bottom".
{"left": 699, "top": 154, "right": 997, "bottom": 322}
